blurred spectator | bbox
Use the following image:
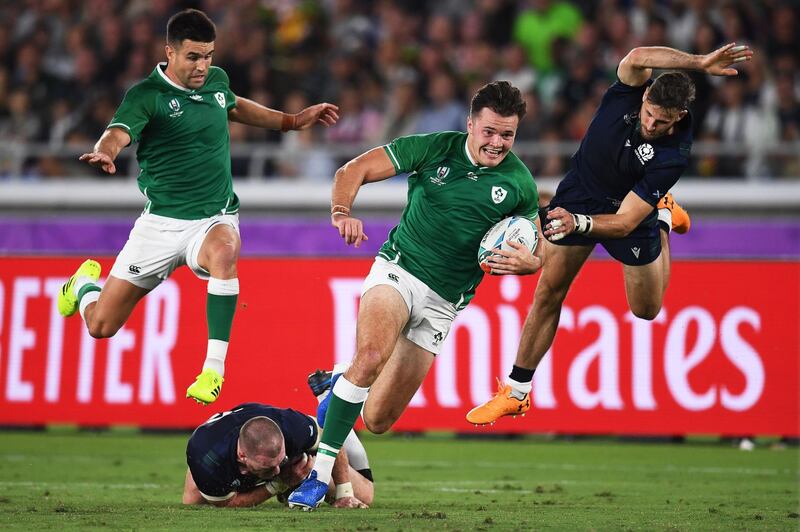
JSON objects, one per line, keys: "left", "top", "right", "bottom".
{"left": 629, "top": 0, "right": 673, "bottom": 43}
{"left": 703, "top": 76, "right": 778, "bottom": 178}
{"left": 325, "top": 84, "right": 383, "bottom": 144}
{"left": 495, "top": 44, "right": 538, "bottom": 95}
{"left": 276, "top": 91, "right": 336, "bottom": 181}
{"left": 415, "top": 70, "right": 466, "bottom": 134}
{"left": 766, "top": 4, "right": 799, "bottom": 59}
{"left": 378, "top": 76, "right": 421, "bottom": 141}
{"left": 0, "top": 89, "right": 41, "bottom": 142}
{"left": 513, "top": 0, "right": 583, "bottom": 74}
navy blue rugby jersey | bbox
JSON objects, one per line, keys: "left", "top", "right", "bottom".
{"left": 186, "top": 403, "right": 319, "bottom": 499}
{"left": 566, "top": 78, "right": 693, "bottom": 207}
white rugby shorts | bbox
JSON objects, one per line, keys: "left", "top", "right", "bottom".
{"left": 110, "top": 212, "right": 240, "bottom": 290}
{"left": 361, "top": 257, "right": 459, "bottom": 355}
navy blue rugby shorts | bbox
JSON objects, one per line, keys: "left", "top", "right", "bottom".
{"left": 543, "top": 177, "right": 661, "bottom": 266}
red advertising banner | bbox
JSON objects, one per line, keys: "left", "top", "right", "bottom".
{"left": 0, "top": 257, "right": 797, "bottom": 435}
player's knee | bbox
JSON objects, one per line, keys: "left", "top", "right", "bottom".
{"left": 208, "top": 238, "right": 239, "bottom": 263}
{"left": 630, "top": 302, "right": 661, "bottom": 321}
{"left": 363, "top": 415, "right": 392, "bottom": 435}
{"left": 87, "top": 317, "right": 121, "bottom": 339}
{"left": 352, "top": 348, "right": 383, "bottom": 382}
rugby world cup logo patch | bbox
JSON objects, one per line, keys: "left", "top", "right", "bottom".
{"left": 168, "top": 98, "right": 183, "bottom": 118}
{"left": 437, "top": 166, "right": 450, "bottom": 179}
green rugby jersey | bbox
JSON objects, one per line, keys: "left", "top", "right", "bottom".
{"left": 108, "top": 64, "right": 239, "bottom": 219}
{"left": 380, "top": 131, "right": 539, "bottom": 307}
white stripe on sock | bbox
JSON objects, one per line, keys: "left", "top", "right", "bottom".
{"left": 508, "top": 377, "right": 532, "bottom": 398}
{"left": 332, "top": 376, "right": 369, "bottom": 404}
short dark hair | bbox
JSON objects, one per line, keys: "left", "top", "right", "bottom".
{"left": 239, "top": 417, "right": 283, "bottom": 458}
{"left": 470, "top": 81, "right": 527, "bottom": 120}
{"left": 647, "top": 71, "right": 696, "bottom": 111}
{"left": 166, "top": 9, "right": 216, "bottom": 46}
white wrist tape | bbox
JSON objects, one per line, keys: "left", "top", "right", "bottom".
{"left": 573, "top": 213, "right": 593, "bottom": 234}
{"left": 335, "top": 482, "right": 354, "bottom": 499}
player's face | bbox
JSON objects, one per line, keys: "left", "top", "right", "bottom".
{"left": 238, "top": 444, "right": 287, "bottom": 479}
{"left": 639, "top": 93, "right": 686, "bottom": 141}
{"left": 466, "top": 108, "right": 519, "bottom": 168}
{"left": 165, "top": 39, "right": 214, "bottom": 89}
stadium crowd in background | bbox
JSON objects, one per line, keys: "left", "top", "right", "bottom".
{"left": 0, "top": 0, "right": 797, "bottom": 180}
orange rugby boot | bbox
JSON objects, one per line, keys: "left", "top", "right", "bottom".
{"left": 466, "top": 378, "right": 531, "bottom": 426}
{"left": 657, "top": 192, "right": 691, "bottom": 234}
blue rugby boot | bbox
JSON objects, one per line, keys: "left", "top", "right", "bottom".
{"left": 307, "top": 369, "right": 333, "bottom": 397}
{"left": 287, "top": 470, "right": 328, "bottom": 511}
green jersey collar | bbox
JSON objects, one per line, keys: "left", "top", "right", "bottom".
{"left": 463, "top": 137, "right": 489, "bottom": 170}
{"left": 154, "top": 62, "right": 193, "bottom": 92}
{"left": 464, "top": 138, "right": 479, "bottom": 167}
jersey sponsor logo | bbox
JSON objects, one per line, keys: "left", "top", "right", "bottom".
{"left": 466, "top": 171, "right": 478, "bottom": 181}
{"left": 623, "top": 111, "right": 639, "bottom": 125}
{"left": 128, "top": 264, "right": 141, "bottom": 274}
{"left": 635, "top": 143, "right": 655, "bottom": 164}
{"left": 168, "top": 98, "right": 183, "bottom": 118}
{"left": 491, "top": 186, "right": 507, "bottom": 204}
{"left": 189, "top": 94, "right": 203, "bottom": 101}
{"left": 652, "top": 190, "right": 662, "bottom": 198}
{"left": 215, "top": 92, "right": 226, "bottom": 108}
{"left": 631, "top": 247, "right": 641, "bottom": 259}
{"left": 432, "top": 331, "right": 444, "bottom": 345}
{"left": 624, "top": 139, "right": 631, "bottom": 147}
{"left": 388, "top": 273, "right": 399, "bottom": 283}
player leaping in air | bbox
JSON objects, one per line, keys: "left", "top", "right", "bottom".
{"left": 59, "top": 9, "right": 338, "bottom": 405}
{"left": 466, "top": 43, "right": 753, "bottom": 426}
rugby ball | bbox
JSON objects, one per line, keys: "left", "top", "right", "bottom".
{"left": 478, "top": 216, "right": 538, "bottom": 273}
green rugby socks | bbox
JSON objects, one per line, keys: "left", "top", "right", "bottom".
{"left": 205, "top": 277, "right": 239, "bottom": 376}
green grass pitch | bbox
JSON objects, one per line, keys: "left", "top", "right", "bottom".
{"left": 0, "top": 430, "right": 797, "bottom": 530}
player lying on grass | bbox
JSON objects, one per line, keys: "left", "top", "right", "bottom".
{"left": 287, "top": 81, "right": 544, "bottom": 510}
{"left": 466, "top": 42, "right": 753, "bottom": 426}
{"left": 183, "top": 398, "right": 372, "bottom": 508}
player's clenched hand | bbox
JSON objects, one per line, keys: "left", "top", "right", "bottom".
{"left": 79, "top": 151, "right": 116, "bottom": 174}
{"left": 332, "top": 215, "right": 369, "bottom": 248}
{"left": 279, "top": 453, "right": 313, "bottom": 487}
{"left": 544, "top": 207, "right": 576, "bottom": 241}
{"left": 294, "top": 103, "right": 340, "bottom": 129}
{"left": 332, "top": 496, "right": 369, "bottom": 509}
{"left": 701, "top": 42, "right": 753, "bottom": 76}
{"left": 486, "top": 240, "right": 541, "bottom": 275}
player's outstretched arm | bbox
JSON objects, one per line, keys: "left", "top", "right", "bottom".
{"left": 618, "top": 43, "right": 753, "bottom": 87}
{"left": 331, "top": 147, "right": 397, "bottom": 248}
{"left": 545, "top": 191, "right": 653, "bottom": 241}
{"left": 78, "top": 127, "right": 130, "bottom": 174}
{"left": 182, "top": 467, "right": 273, "bottom": 508}
{"left": 228, "top": 96, "right": 339, "bottom": 130}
